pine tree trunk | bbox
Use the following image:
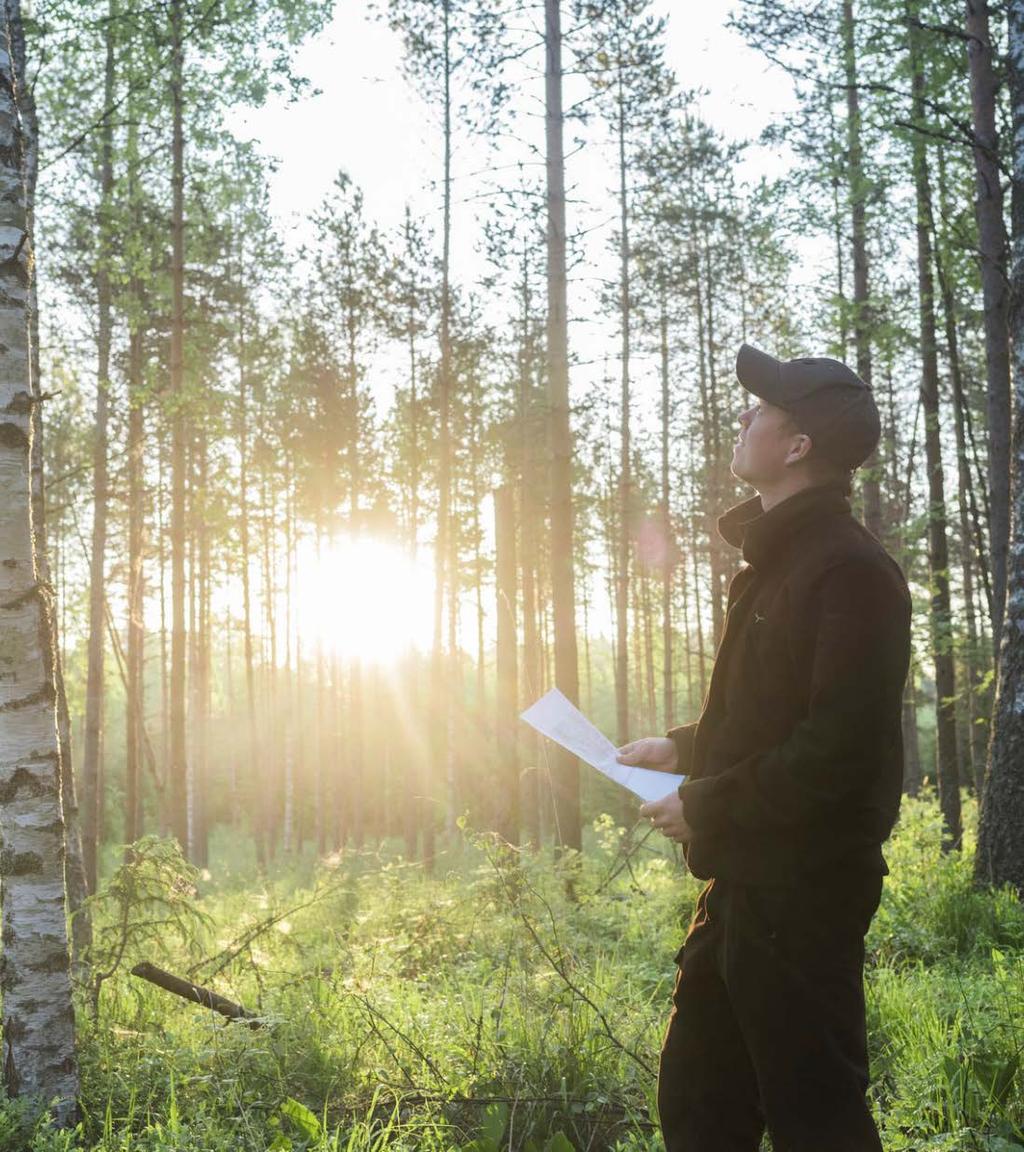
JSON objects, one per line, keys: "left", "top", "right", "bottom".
{"left": 975, "top": 0, "right": 1024, "bottom": 894}
{"left": 315, "top": 529, "right": 327, "bottom": 855}
{"left": 495, "top": 485, "right": 518, "bottom": 844}
{"left": 428, "top": 0, "right": 454, "bottom": 869}
{"left": 283, "top": 461, "right": 295, "bottom": 854}
{"left": 193, "top": 430, "right": 210, "bottom": 867}
{"left": 702, "top": 225, "right": 726, "bottom": 644}
{"left": 965, "top": 0, "right": 1012, "bottom": 654}
{"left": 614, "top": 77, "right": 631, "bottom": 756}
{"left": 403, "top": 213, "right": 422, "bottom": 861}
{"left": 842, "top": 0, "right": 881, "bottom": 534}
{"left": 934, "top": 172, "right": 992, "bottom": 799}
{"left": 259, "top": 425, "right": 278, "bottom": 858}
{"left": 81, "top": 0, "right": 118, "bottom": 893}
{"left": 125, "top": 325, "right": 145, "bottom": 846}
{"left": 158, "top": 437, "right": 170, "bottom": 835}
{"left": 659, "top": 292, "right": 674, "bottom": 730}
{"left": 168, "top": 0, "right": 189, "bottom": 848}
{"left": 519, "top": 365, "right": 542, "bottom": 851}
{"left": 908, "top": 5, "right": 961, "bottom": 850}
{"left": 545, "top": 0, "right": 580, "bottom": 854}
{"left": 238, "top": 311, "right": 262, "bottom": 862}
{"left": 0, "top": 1, "right": 80, "bottom": 1111}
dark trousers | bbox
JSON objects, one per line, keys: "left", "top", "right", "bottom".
{"left": 657, "top": 872, "right": 884, "bottom": 1152}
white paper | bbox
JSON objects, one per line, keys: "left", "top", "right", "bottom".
{"left": 520, "top": 687, "right": 685, "bottom": 803}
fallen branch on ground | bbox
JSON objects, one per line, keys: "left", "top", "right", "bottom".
{"left": 130, "top": 961, "right": 263, "bottom": 1028}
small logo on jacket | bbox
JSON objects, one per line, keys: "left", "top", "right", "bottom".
{"left": 754, "top": 611, "right": 767, "bottom": 624}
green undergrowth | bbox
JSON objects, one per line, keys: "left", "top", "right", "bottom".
{"left": 7, "top": 794, "right": 1024, "bottom": 1151}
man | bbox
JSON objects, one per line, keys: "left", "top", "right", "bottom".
{"left": 617, "top": 344, "right": 911, "bottom": 1152}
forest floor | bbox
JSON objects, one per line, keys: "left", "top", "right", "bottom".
{"left": 7, "top": 793, "right": 1024, "bottom": 1152}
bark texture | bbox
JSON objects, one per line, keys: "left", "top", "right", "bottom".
{"left": 545, "top": 0, "right": 581, "bottom": 853}
{"left": 975, "top": 0, "right": 1024, "bottom": 894}
{"left": 0, "top": 0, "right": 79, "bottom": 1118}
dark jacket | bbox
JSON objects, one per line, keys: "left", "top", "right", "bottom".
{"left": 668, "top": 480, "right": 912, "bottom": 886}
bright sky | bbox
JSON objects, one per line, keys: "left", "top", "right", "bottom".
{"left": 231, "top": 0, "right": 800, "bottom": 277}
{"left": 222, "top": 2, "right": 806, "bottom": 655}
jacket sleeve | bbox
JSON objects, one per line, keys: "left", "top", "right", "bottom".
{"left": 678, "top": 559, "right": 911, "bottom": 833}
{"left": 666, "top": 722, "right": 698, "bottom": 777}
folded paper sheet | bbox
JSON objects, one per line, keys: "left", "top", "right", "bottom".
{"left": 520, "top": 687, "right": 685, "bottom": 803}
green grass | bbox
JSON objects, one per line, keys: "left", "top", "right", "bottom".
{"left": 7, "top": 795, "right": 1024, "bottom": 1151}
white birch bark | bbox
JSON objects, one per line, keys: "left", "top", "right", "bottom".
{"left": 0, "top": 0, "right": 79, "bottom": 1120}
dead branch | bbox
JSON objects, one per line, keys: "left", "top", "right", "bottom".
{"left": 130, "top": 961, "right": 263, "bottom": 1028}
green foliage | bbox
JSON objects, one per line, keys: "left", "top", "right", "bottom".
{"left": 42, "top": 797, "right": 1024, "bottom": 1150}
{"left": 81, "top": 835, "right": 213, "bottom": 1018}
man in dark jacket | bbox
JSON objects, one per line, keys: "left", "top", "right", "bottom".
{"left": 617, "top": 344, "right": 912, "bottom": 1152}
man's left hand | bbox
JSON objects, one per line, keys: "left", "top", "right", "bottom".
{"left": 639, "top": 791, "right": 693, "bottom": 843}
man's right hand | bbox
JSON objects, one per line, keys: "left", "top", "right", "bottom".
{"left": 616, "top": 736, "right": 678, "bottom": 773}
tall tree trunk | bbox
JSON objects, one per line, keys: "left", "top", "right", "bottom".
{"left": 965, "top": 0, "right": 1012, "bottom": 654}
{"left": 975, "top": 0, "right": 1024, "bottom": 894}
{"left": 842, "top": 0, "right": 881, "bottom": 535}
{"left": 81, "top": 0, "right": 118, "bottom": 894}
{"left": 614, "top": 73, "right": 631, "bottom": 755}
{"left": 659, "top": 289, "right": 674, "bottom": 729}
{"left": 167, "top": 0, "right": 189, "bottom": 848}
{"left": 125, "top": 327, "right": 145, "bottom": 846}
{"left": 545, "top": 0, "right": 581, "bottom": 853}
{"left": 428, "top": 0, "right": 454, "bottom": 870}
{"left": 934, "top": 155, "right": 992, "bottom": 799}
{"left": 0, "top": 2, "right": 79, "bottom": 1112}
{"left": 124, "top": 52, "right": 145, "bottom": 850}
{"left": 193, "top": 429, "right": 210, "bottom": 867}
{"left": 259, "top": 414, "right": 278, "bottom": 858}
{"left": 518, "top": 288, "right": 542, "bottom": 850}
{"left": 909, "top": 5, "right": 961, "bottom": 850}
{"left": 494, "top": 484, "right": 518, "bottom": 845}
{"left": 283, "top": 465, "right": 297, "bottom": 853}
{"left": 315, "top": 524, "right": 327, "bottom": 855}
{"left": 158, "top": 433, "right": 170, "bottom": 835}
{"left": 237, "top": 302, "right": 262, "bottom": 861}
{"left": 702, "top": 221, "right": 726, "bottom": 643}
{"left": 403, "top": 205, "right": 422, "bottom": 861}
{"left": 16, "top": 6, "right": 90, "bottom": 963}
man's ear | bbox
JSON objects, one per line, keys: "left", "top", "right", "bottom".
{"left": 784, "top": 433, "right": 813, "bottom": 467}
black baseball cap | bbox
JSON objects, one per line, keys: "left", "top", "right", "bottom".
{"left": 735, "top": 343, "right": 881, "bottom": 470}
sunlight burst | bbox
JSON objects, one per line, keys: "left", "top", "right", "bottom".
{"left": 293, "top": 535, "right": 435, "bottom": 666}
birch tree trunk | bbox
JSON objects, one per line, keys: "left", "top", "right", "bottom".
{"left": 0, "top": 0, "right": 79, "bottom": 1115}
{"left": 13, "top": 0, "right": 90, "bottom": 963}
{"left": 975, "top": 0, "right": 1024, "bottom": 895}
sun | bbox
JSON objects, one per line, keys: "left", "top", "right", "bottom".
{"left": 292, "top": 534, "right": 435, "bottom": 666}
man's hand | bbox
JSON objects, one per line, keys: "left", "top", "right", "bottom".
{"left": 616, "top": 736, "right": 678, "bottom": 772}
{"left": 638, "top": 791, "right": 693, "bottom": 844}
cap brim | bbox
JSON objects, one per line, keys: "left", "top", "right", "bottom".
{"left": 736, "top": 343, "right": 786, "bottom": 405}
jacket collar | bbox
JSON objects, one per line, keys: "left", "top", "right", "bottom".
{"left": 717, "top": 481, "right": 852, "bottom": 569}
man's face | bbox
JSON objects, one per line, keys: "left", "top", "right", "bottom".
{"left": 731, "top": 398, "right": 809, "bottom": 487}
